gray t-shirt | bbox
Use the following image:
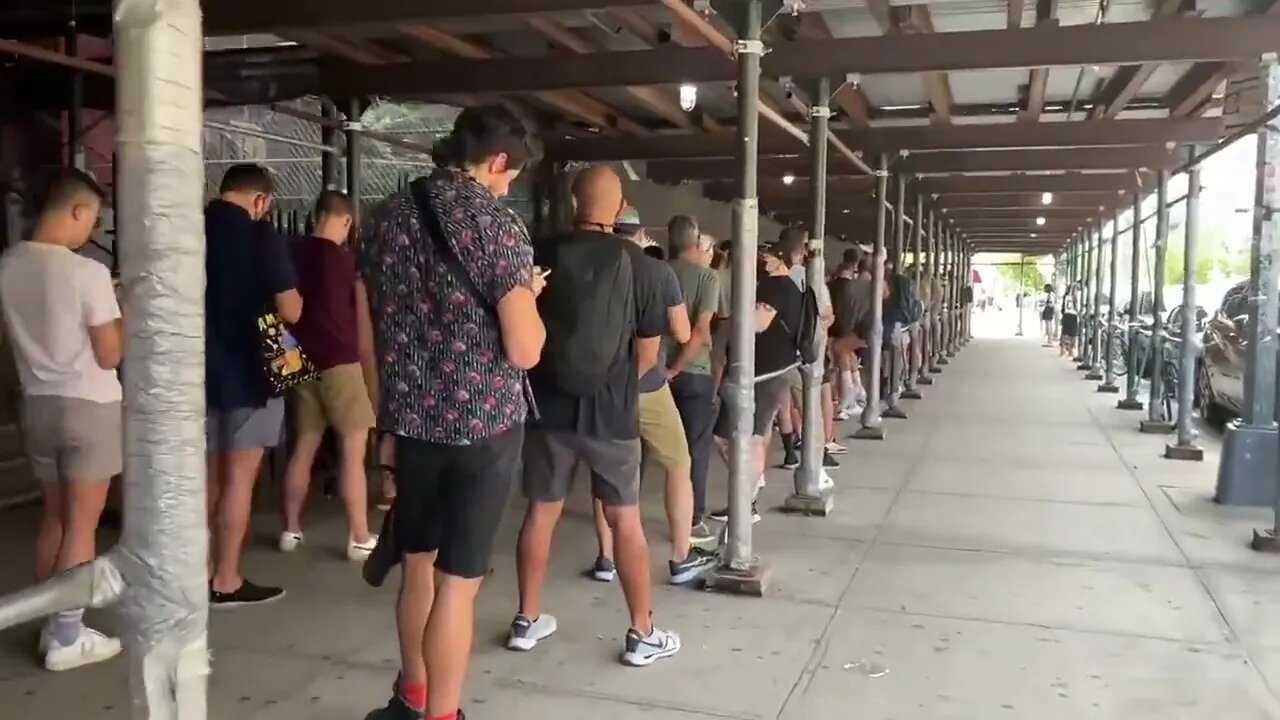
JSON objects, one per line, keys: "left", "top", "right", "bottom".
{"left": 639, "top": 262, "right": 685, "bottom": 393}
{"left": 668, "top": 258, "right": 720, "bottom": 376}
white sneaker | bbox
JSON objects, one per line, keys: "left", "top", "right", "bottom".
{"left": 819, "top": 470, "right": 835, "bottom": 492}
{"left": 44, "top": 627, "right": 122, "bottom": 672}
{"left": 347, "top": 535, "right": 379, "bottom": 562}
{"left": 278, "top": 531, "right": 304, "bottom": 553}
{"left": 621, "top": 625, "right": 681, "bottom": 667}
{"left": 507, "top": 614, "right": 558, "bottom": 651}
{"left": 825, "top": 441, "right": 848, "bottom": 455}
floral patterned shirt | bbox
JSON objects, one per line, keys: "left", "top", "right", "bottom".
{"left": 359, "top": 169, "right": 533, "bottom": 445}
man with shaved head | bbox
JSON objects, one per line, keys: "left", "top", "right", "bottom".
{"left": 511, "top": 164, "right": 682, "bottom": 667}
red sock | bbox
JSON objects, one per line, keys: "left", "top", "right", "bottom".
{"left": 399, "top": 681, "right": 426, "bottom": 712}
{"left": 429, "top": 713, "right": 457, "bottom": 720}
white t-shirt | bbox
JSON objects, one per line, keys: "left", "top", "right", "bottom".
{"left": 789, "top": 263, "right": 833, "bottom": 315}
{"left": 0, "top": 242, "right": 123, "bottom": 402}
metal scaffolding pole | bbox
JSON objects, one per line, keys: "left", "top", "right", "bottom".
{"left": 789, "top": 75, "right": 832, "bottom": 513}
{"left": 66, "top": 23, "right": 86, "bottom": 170}
{"left": 938, "top": 226, "right": 952, "bottom": 365}
{"left": 855, "top": 153, "right": 890, "bottom": 441}
{"left": 962, "top": 246, "right": 971, "bottom": 344}
{"left": 320, "top": 99, "right": 340, "bottom": 191}
{"left": 707, "top": 0, "right": 768, "bottom": 594}
{"left": 946, "top": 227, "right": 959, "bottom": 356}
{"left": 345, "top": 97, "right": 364, "bottom": 230}
{"left": 904, "top": 191, "right": 925, "bottom": 397}
{"left": 1119, "top": 192, "right": 1145, "bottom": 410}
{"left": 1077, "top": 229, "right": 1094, "bottom": 368}
{"left": 884, "top": 173, "right": 909, "bottom": 419}
{"left": 1224, "top": 59, "right": 1280, "bottom": 508}
{"left": 1141, "top": 169, "right": 1175, "bottom": 433}
{"left": 1016, "top": 253, "right": 1025, "bottom": 337}
{"left": 923, "top": 210, "right": 940, "bottom": 380}
{"left": 1166, "top": 153, "right": 1205, "bottom": 460}
{"left": 1100, "top": 206, "right": 1122, "bottom": 392}
{"left": 1086, "top": 218, "right": 1107, "bottom": 381}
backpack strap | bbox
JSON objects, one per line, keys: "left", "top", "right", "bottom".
{"left": 408, "top": 177, "right": 497, "bottom": 320}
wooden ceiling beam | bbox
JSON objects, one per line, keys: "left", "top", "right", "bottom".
{"left": 1021, "top": 0, "right": 1057, "bottom": 121}
{"left": 397, "top": 23, "right": 648, "bottom": 135}
{"left": 1088, "top": 0, "right": 1185, "bottom": 119}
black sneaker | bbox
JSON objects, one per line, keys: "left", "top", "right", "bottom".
{"left": 210, "top": 580, "right": 285, "bottom": 608}
{"left": 363, "top": 507, "right": 402, "bottom": 588}
{"left": 780, "top": 453, "right": 800, "bottom": 470}
{"left": 707, "top": 503, "right": 762, "bottom": 524}
{"left": 823, "top": 452, "right": 839, "bottom": 468}
{"left": 364, "top": 694, "right": 423, "bottom": 720}
{"left": 669, "top": 547, "right": 718, "bottom": 585}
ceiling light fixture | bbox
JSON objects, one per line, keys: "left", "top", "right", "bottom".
{"left": 679, "top": 84, "right": 698, "bottom": 112}
{"left": 1035, "top": 216, "right": 1046, "bottom": 226}
{"left": 1041, "top": 192, "right": 1053, "bottom": 205}
{"left": 782, "top": 173, "right": 796, "bottom": 186}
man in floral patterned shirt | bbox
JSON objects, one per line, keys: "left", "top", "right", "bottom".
{"left": 359, "top": 106, "right": 545, "bottom": 720}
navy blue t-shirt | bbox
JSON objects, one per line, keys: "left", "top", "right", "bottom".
{"left": 205, "top": 200, "right": 298, "bottom": 411}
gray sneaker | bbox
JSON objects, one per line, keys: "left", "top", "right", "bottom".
{"left": 620, "top": 625, "right": 681, "bottom": 667}
{"left": 669, "top": 547, "right": 717, "bottom": 585}
{"left": 506, "top": 613, "right": 557, "bottom": 651}
{"left": 690, "top": 521, "right": 718, "bottom": 550}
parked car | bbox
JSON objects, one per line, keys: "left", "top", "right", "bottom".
{"left": 1197, "top": 280, "right": 1252, "bottom": 423}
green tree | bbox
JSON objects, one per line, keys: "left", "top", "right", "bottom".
{"left": 995, "top": 259, "right": 1046, "bottom": 293}
{"left": 1163, "top": 224, "right": 1226, "bottom": 285}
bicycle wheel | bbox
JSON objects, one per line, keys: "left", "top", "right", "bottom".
{"left": 1111, "top": 329, "right": 1129, "bottom": 377}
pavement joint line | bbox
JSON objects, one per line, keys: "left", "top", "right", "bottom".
{"left": 488, "top": 676, "right": 761, "bottom": 719}
{"left": 841, "top": 604, "right": 1236, "bottom": 647}
{"left": 893, "top": 487, "right": 1146, "bottom": 508}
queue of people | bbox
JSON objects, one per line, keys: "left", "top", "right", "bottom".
{"left": 0, "top": 104, "right": 930, "bottom": 720}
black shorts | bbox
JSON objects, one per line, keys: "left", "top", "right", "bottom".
{"left": 714, "top": 372, "right": 791, "bottom": 438}
{"left": 393, "top": 425, "right": 523, "bottom": 579}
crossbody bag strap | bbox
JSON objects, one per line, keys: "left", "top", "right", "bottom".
{"left": 408, "top": 178, "right": 497, "bottom": 320}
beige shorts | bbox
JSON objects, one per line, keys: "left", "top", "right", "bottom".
{"left": 292, "top": 363, "right": 376, "bottom": 435}
{"left": 638, "top": 384, "right": 691, "bottom": 471}
{"left": 22, "top": 396, "right": 123, "bottom": 483}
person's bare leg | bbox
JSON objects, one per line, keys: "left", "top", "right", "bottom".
{"left": 211, "top": 447, "right": 266, "bottom": 593}
{"left": 281, "top": 430, "right": 323, "bottom": 535}
{"left": 35, "top": 483, "right": 64, "bottom": 581}
{"left": 424, "top": 571, "right": 483, "bottom": 718}
{"left": 821, "top": 384, "right": 835, "bottom": 443}
{"left": 664, "top": 461, "right": 694, "bottom": 562}
{"left": 338, "top": 431, "right": 374, "bottom": 543}
{"left": 776, "top": 393, "right": 794, "bottom": 435}
{"left": 516, "top": 500, "right": 563, "bottom": 620}
{"left": 206, "top": 453, "right": 223, "bottom": 577}
{"left": 603, "top": 503, "right": 653, "bottom": 631}
{"left": 378, "top": 434, "right": 396, "bottom": 509}
{"left": 593, "top": 498, "right": 613, "bottom": 561}
{"left": 397, "top": 551, "right": 436, "bottom": 705}
{"left": 58, "top": 479, "right": 110, "bottom": 573}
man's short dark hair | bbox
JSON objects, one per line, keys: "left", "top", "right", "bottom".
{"left": 39, "top": 169, "right": 104, "bottom": 216}
{"left": 314, "top": 190, "right": 355, "bottom": 218}
{"left": 643, "top": 244, "right": 667, "bottom": 261}
{"left": 777, "top": 226, "right": 807, "bottom": 258}
{"left": 667, "top": 215, "right": 700, "bottom": 253}
{"left": 219, "top": 164, "right": 274, "bottom": 195}
{"left": 842, "top": 248, "right": 861, "bottom": 266}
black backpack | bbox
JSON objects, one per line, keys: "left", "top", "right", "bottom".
{"left": 539, "top": 237, "right": 635, "bottom": 396}
{"left": 793, "top": 286, "right": 822, "bottom": 365}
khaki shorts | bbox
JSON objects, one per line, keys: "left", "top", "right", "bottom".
{"left": 292, "top": 363, "right": 375, "bottom": 435}
{"left": 22, "top": 396, "right": 122, "bottom": 483}
{"left": 638, "top": 384, "right": 691, "bottom": 471}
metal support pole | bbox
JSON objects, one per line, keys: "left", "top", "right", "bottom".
{"left": 1016, "top": 253, "right": 1025, "bottom": 337}
{"left": 945, "top": 228, "right": 958, "bottom": 356}
{"left": 1077, "top": 229, "right": 1094, "bottom": 368}
{"left": 938, "top": 227, "right": 953, "bottom": 365}
{"left": 345, "top": 98, "right": 363, "bottom": 231}
{"left": 855, "top": 153, "right": 890, "bottom": 440}
{"left": 884, "top": 173, "right": 909, "bottom": 418}
{"left": 1119, "top": 191, "right": 1145, "bottom": 409}
{"left": 708, "top": 0, "right": 768, "bottom": 594}
{"left": 66, "top": 23, "right": 86, "bottom": 170}
{"left": 1086, "top": 218, "right": 1106, "bottom": 381}
{"left": 1100, "top": 206, "right": 1122, "bottom": 392}
{"left": 962, "top": 247, "right": 971, "bottom": 343}
{"left": 1141, "top": 169, "right": 1175, "bottom": 433}
{"left": 788, "top": 77, "right": 832, "bottom": 513}
{"left": 319, "top": 99, "right": 340, "bottom": 191}
{"left": 905, "top": 191, "right": 926, "bottom": 396}
{"left": 1166, "top": 152, "right": 1205, "bottom": 460}
{"left": 1226, "top": 60, "right": 1280, "bottom": 507}
{"left": 923, "top": 210, "right": 939, "bottom": 379}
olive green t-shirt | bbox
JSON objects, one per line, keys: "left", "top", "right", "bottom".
{"left": 668, "top": 258, "right": 720, "bottom": 376}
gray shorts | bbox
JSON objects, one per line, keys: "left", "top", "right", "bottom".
{"left": 522, "top": 429, "right": 641, "bottom": 507}
{"left": 714, "top": 372, "right": 791, "bottom": 439}
{"left": 22, "top": 396, "right": 123, "bottom": 483}
{"left": 207, "top": 398, "right": 285, "bottom": 452}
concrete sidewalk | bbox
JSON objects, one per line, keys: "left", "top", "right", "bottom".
{"left": 3, "top": 337, "right": 1280, "bottom": 718}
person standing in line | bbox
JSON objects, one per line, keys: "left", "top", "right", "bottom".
{"left": 711, "top": 240, "right": 733, "bottom": 390}
{"left": 510, "top": 165, "right": 680, "bottom": 668}
{"left": 1040, "top": 282, "right": 1058, "bottom": 347}
{"left": 588, "top": 208, "right": 717, "bottom": 587}
{"left": 0, "top": 171, "right": 123, "bottom": 671}
{"left": 1060, "top": 281, "right": 1081, "bottom": 358}
{"left": 829, "top": 249, "right": 867, "bottom": 420}
{"left": 206, "top": 164, "right": 301, "bottom": 607}
{"left": 278, "top": 190, "right": 379, "bottom": 561}
{"left": 665, "top": 217, "right": 722, "bottom": 547}
{"left": 361, "top": 105, "right": 546, "bottom": 720}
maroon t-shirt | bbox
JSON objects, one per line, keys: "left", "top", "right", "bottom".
{"left": 291, "top": 236, "right": 360, "bottom": 372}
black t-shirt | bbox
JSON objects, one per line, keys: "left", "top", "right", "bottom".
{"left": 828, "top": 275, "right": 857, "bottom": 339}
{"left": 753, "top": 275, "right": 804, "bottom": 378}
{"left": 884, "top": 272, "right": 914, "bottom": 326}
{"left": 530, "top": 230, "right": 667, "bottom": 440}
